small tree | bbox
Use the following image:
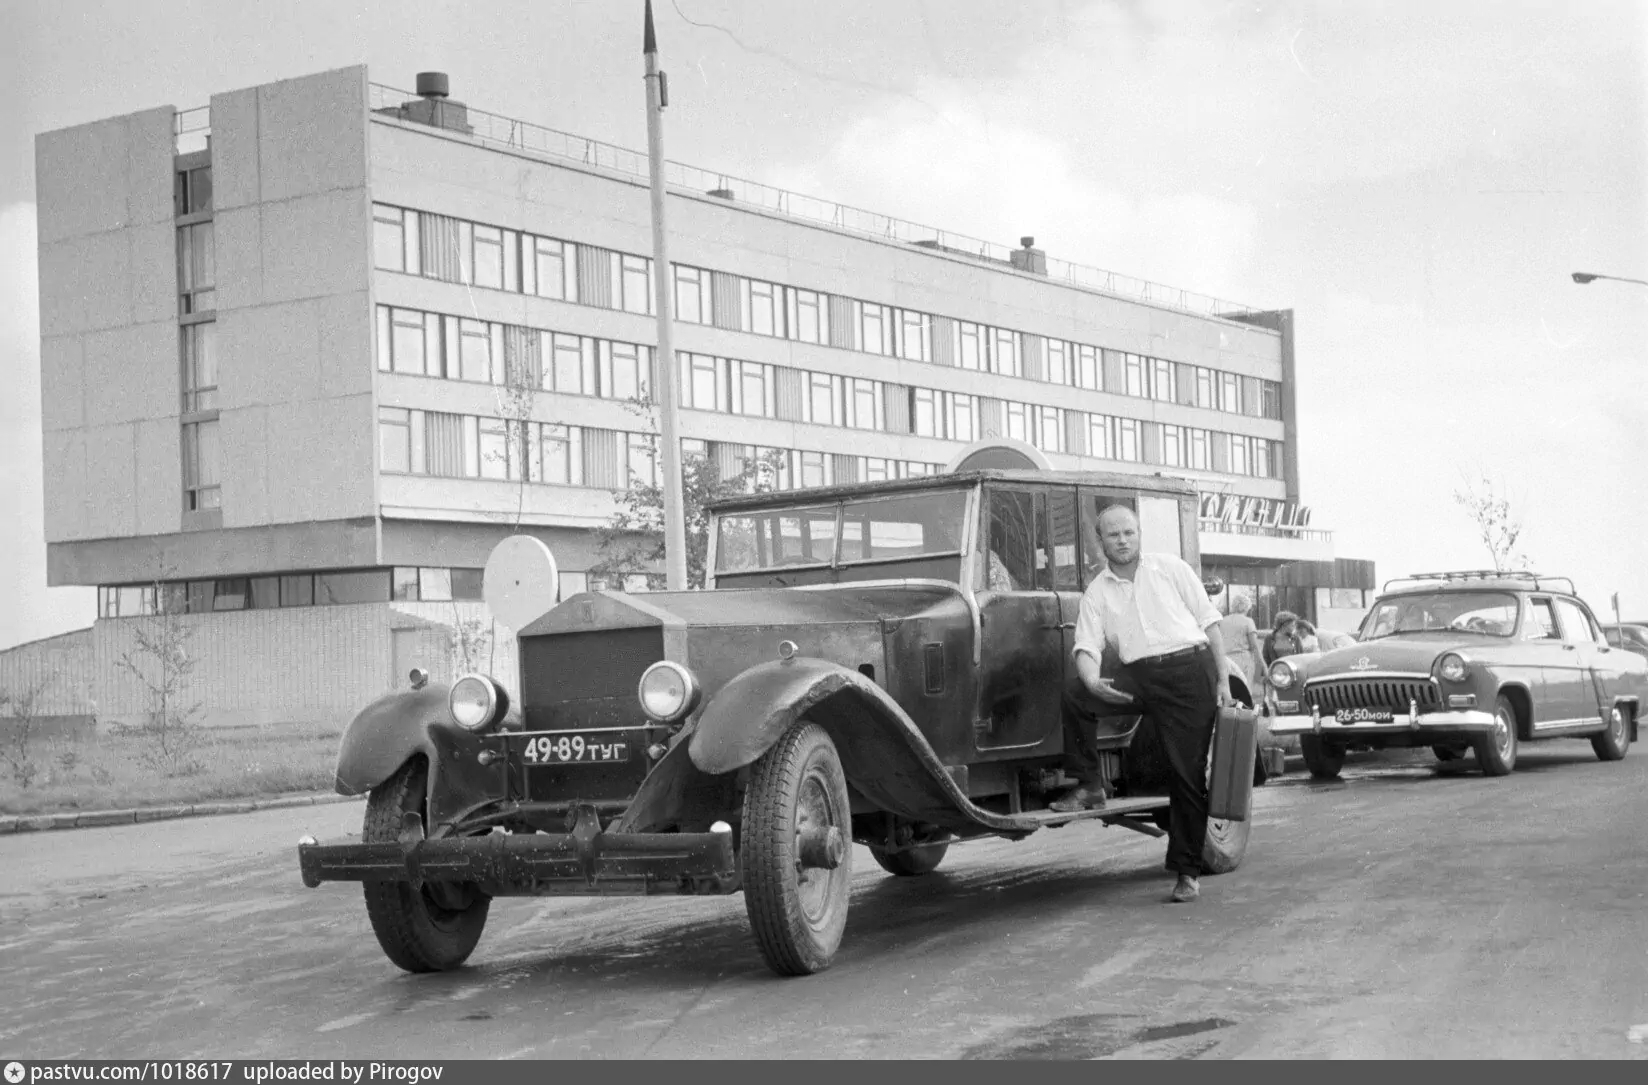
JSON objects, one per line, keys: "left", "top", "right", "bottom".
{"left": 113, "top": 581, "right": 206, "bottom": 776}
{"left": 0, "top": 671, "right": 57, "bottom": 788}
{"left": 1453, "top": 470, "right": 1529, "bottom": 572}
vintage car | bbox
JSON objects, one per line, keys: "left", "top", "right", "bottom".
{"left": 297, "top": 468, "right": 1263, "bottom": 977}
{"left": 1603, "top": 622, "right": 1648, "bottom": 661}
{"left": 1267, "top": 570, "right": 1645, "bottom": 778}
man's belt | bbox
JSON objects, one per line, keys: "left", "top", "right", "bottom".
{"left": 1128, "top": 643, "right": 1209, "bottom": 666}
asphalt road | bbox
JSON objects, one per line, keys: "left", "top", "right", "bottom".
{"left": 4, "top": 743, "right": 1647, "bottom": 1060}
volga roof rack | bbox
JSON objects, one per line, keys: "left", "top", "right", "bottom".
{"left": 1381, "top": 570, "right": 1576, "bottom": 596}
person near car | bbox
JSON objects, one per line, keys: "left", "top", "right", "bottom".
{"left": 1216, "top": 595, "right": 1265, "bottom": 688}
{"left": 1263, "top": 611, "right": 1304, "bottom": 667}
{"left": 1061, "top": 504, "right": 1233, "bottom": 904}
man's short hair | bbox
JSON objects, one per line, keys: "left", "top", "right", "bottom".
{"left": 1095, "top": 503, "right": 1139, "bottom": 529}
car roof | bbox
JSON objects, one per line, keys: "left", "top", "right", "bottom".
{"left": 706, "top": 468, "right": 1198, "bottom": 514}
{"left": 1378, "top": 570, "right": 1577, "bottom": 597}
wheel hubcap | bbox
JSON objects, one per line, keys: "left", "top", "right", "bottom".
{"left": 1494, "top": 710, "right": 1514, "bottom": 758}
{"left": 1611, "top": 708, "right": 1625, "bottom": 742}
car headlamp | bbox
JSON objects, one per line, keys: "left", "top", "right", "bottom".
{"left": 638, "top": 661, "right": 701, "bottom": 723}
{"left": 1438, "top": 653, "right": 1467, "bottom": 682}
{"left": 1268, "top": 659, "right": 1297, "bottom": 691}
{"left": 449, "top": 674, "right": 508, "bottom": 732}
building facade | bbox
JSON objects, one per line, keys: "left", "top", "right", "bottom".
{"left": 31, "top": 66, "right": 1371, "bottom": 728}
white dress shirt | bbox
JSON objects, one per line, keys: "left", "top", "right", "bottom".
{"left": 1072, "top": 552, "right": 1223, "bottom": 666}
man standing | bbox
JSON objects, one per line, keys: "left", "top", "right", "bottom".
{"left": 1066, "top": 504, "right": 1232, "bottom": 904}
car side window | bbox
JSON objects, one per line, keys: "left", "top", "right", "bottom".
{"left": 1076, "top": 490, "right": 1138, "bottom": 587}
{"left": 985, "top": 487, "right": 1040, "bottom": 592}
{"left": 1553, "top": 598, "right": 1604, "bottom": 645}
{"left": 1048, "top": 488, "right": 1080, "bottom": 592}
{"left": 1525, "top": 598, "right": 1561, "bottom": 640}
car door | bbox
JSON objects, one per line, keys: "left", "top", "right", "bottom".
{"left": 973, "top": 484, "right": 1064, "bottom": 758}
{"left": 1522, "top": 596, "right": 1572, "bottom": 725}
{"left": 1553, "top": 597, "right": 1610, "bottom": 725}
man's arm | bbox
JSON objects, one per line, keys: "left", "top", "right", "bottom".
{"left": 1073, "top": 585, "right": 1134, "bottom": 704}
{"left": 1203, "top": 619, "right": 1234, "bottom": 706}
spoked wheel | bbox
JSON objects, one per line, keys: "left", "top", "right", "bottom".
{"left": 1592, "top": 704, "right": 1631, "bottom": 761}
{"left": 1474, "top": 694, "right": 1519, "bottom": 776}
{"left": 361, "top": 759, "right": 491, "bottom": 973}
{"left": 741, "top": 722, "right": 853, "bottom": 976}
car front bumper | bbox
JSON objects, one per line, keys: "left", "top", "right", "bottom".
{"left": 298, "top": 822, "right": 739, "bottom": 897}
{"left": 1268, "top": 709, "right": 1497, "bottom": 737}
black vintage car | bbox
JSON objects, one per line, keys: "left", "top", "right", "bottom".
{"left": 298, "top": 469, "right": 1259, "bottom": 976}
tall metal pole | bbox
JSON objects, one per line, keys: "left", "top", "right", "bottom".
{"left": 644, "top": 0, "right": 689, "bottom": 591}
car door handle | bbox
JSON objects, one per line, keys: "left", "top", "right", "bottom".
{"left": 1562, "top": 644, "right": 1577, "bottom": 651}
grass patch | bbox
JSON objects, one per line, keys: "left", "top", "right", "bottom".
{"left": 0, "top": 725, "right": 341, "bottom": 816}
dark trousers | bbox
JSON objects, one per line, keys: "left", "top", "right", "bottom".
{"left": 1125, "top": 647, "right": 1220, "bottom": 876}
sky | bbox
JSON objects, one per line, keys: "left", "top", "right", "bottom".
{"left": 4, "top": 0, "right": 1646, "bottom": 647}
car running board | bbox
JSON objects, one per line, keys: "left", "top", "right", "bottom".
{"left": 1026, "top": 795, "right": 1169, "bottom": 831}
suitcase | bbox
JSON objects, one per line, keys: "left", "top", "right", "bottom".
{"left": 1207, "top": 706, "right": 1258, "bottom": 822}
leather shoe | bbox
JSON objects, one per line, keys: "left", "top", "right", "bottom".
{"left": 1048, "top": 785, "right": 1106, "bottom": 813}
{"left": 1169, "top": 874, "right": 1200, "bottom": 903}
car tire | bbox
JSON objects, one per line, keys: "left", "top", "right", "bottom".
{"left": 741, "top": 721, "right": 853, "bottom": 976}
{"left": 361, "top": 758, "right": 491, "bottom": 973}
{"left": 1300, "top": 734, "right": 1344, "bottom": 779}
{"left": 1474, "top": 694, "right": 1519, "bottom": 776}
{"left": 870, "top": 841, "right": 949, "bottom": 876}
{"left": 1592, "top": 704, "right": 1632, "bottom": 761}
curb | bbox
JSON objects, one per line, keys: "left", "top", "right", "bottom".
{"left": 0, "top": 792, "right": 364, "bottom": 835}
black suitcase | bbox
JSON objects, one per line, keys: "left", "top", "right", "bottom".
{"left": 1207, "top": 706, "right": 1257, "bottom": 822}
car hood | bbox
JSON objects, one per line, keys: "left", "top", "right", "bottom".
{"left": 1294, "top": 632, "right": 1487, "bottom": 677}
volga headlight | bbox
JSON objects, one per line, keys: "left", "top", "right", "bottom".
{"left": 638, "top": 661, "right": 701, "bottom": 722}
{"left": 1268, "top": 660, "right": 1297, "bottom": 691}
{"left": 1438, "top": 653, "right": 1467, "bottom": 682}
{"left": 449, "top": 674, "right": 507, "bottom": 731}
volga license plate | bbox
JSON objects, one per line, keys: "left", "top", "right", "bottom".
{"left": 521, "top": 734, "right": 630, "bottom": 765}
{"left": 1335, "top": 708, "right": 1395, "bottom": 724}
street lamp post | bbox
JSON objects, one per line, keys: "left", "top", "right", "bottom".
{"left": 1572, "top": 271, "right": 1648, "bottom": 288}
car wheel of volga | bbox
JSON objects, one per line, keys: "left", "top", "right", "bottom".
{"left": 870, "top": 841, "right": 949, "bottom": 876}
{"left": 741, "top": 721, "right": 853, "bottom": 976}
{"left": 1474, "top": 695, "right": 1519, "bottom": 776}
{"left": 1592, "top": 704, "right": 1631, "bottom": 761}
{"left": 361, "top": 759, "right": 491, "bottom": 973}
{"left": 1300, "top": 735, "right": 1344, "bottom": 779}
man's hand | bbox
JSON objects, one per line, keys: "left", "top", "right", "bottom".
{"left": 1087, "top": 677, "right": 1137, "bottom": 705}
{"left": 1214, "top": 670, "right": 1234, "bottom": 708}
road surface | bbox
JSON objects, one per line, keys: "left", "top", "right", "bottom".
{"left": 3, "top": 744, "right": 1646, "bottom": 1059}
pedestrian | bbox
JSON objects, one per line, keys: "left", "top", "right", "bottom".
{"left": 1216, "top": 595, "right": 1265, "bottom": 689}
{"left": 1060, "top": 504, "right": 1233, "bottom": 904}
{"left": 1263, "top": 611, "right": 1304, "bottom": 667}
{"left": 1295, "top": 618, "right": 1321, "bottom": 654}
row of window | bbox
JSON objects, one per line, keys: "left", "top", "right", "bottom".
{"left": 371, "top": 203, "right": 1285, "bottom": 420}
{"left": 177, "top": 166, "right": 218, "bottom": 515}
{"left": 96, "top": 566, "right": 487, "bottom": 618}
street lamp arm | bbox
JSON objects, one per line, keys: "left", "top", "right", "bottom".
{"left": 1572, "top": 271, "right": 1648, "bottom": 288}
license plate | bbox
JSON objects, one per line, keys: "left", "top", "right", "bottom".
{"left": 1334, "top": 708, "right": 1395, "bottom": 724}
{"left": 521, "top": 734, "right": 630, "bottom": 765}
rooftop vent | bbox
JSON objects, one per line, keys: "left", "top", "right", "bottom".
{"left": 375, "top": 71, "right": 473, "bottom": 135}
{"left": 1010, "top": 235, "right": 1047, "bottom": 276}
{"left": 707, "top": 187, "right": 735, "bottom": 200}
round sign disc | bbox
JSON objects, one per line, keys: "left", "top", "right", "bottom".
{"left": 483, "top": 535, "right": 561, "bottom": 632}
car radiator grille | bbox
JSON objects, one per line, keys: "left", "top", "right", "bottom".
{"left": 1304, "top": 678, "right": 1441, "bottom": 712}
{"left": 519, "top": 627, "right": 664, "bottom": 729}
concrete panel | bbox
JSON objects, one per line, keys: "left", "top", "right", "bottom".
{"left": 258, "top": 66, "right": 368, "bottom": 204}
{"left": 260, "top": 189, "right": 371, "bottom": 304}
{"left": 33, "top": 107, "right": 173, "bottom": 244}
{"left": 128, "top": 220, "right": 177, "bottom": 325}
{"left": 81, "top": 424, "right": 139, "bottom": 539}
{"left": 41, "top": 430, "right": 87, "bottom": 542}
{"left": 214, "top": 205, "right": 263, "bottom": 311}
{"left": 37, "top": 233, "right": 129, "bottom": 337}
{"left": 219, "top": 405, "right": 271, "bottom": 529}
{"left": 382, "top": 518, "right": 608, "bottom": 571}
{"left": 317, "top": 290, "right": 374, "bottom": 398}
{"left": 265, "top": 394, "right": 375, "bottom": 524}
{"left": 133, "top": 418, "right": 182, "bottom": 537}
{"left": 378, "top": 474, "right": 617, "bottom": 530}
{"left": 39, "top": 337, "right": 85, "bottom": 432}
{"left": 217, "top": 300, "right": 320, "bottom": 407}
{"left": 47, "top": 518, "right": 380, "bottom": 585}
{"left": 124, "top": 108, "right": 178, "bottom": 227}
{"left": 209, "top": 87, "right": 262, "bottom": 211}
{"left": 83, "top": 322, "right": 179, "bottom": 427}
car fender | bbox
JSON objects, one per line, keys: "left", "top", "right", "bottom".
{"left": 334, "top": 684, "right": 508, "bottom": 832}
{"left": 1611, "top": 693, "right": 1640, "bottom": 741}
{"left": 688, "top": 656, "right": 1034, "bottom": 836}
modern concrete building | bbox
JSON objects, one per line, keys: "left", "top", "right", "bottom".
{"left": 30, "top": 65, "right": 1371, "bottom": 728}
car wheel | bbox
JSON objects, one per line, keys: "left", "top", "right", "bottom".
{"left": 1300, "top": 734, "right": 1345, "bottom": 779}
{"left": 361, "top": 759, "right": 491, "bottom": 973}
{"left": 1591, "top": 704, "right": 1632, "bottom": 761}
{"left": 870, "top": 841, "right": 949, "bottom": 876}
{"left": 741, "top": 721, "right": 853, "bottom": 976}
{"left": 1474, "top": 694, "right": 1519, "bottom": 776}
{"left": 1432, "top": 745, "right": 1464, "bottom": 762}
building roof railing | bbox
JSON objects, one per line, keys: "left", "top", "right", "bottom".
{"left": 364, "top": 82, "right": 1266, "bottom": 322}
{"left": 174, "top": 105, "right": 210, "bottom": 154}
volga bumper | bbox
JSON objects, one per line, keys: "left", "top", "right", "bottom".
{"left": 1268, "top": 709, "right": 1496, "bottom": 737}
{"left": 297, "top": 826, "right": 739, "bottom": 896}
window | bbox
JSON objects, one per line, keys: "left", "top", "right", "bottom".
{"left": 985, "top": 488, "right": 1041, "bottom": 591}
{"left": 617, "top": 254, "right": 652, "bottom": 315}
{"left": 391, "top": 567, "right": 420, "bottom": 601}
{"left": 1004, "top": 401, "right": 1028, "bottom": 442}
{"left": 1230, "top": 435, "right": 1250, "bottom": 476}
{"left": 181, "top": 322, "right": 217, "bottom": 413}
{"left": 791, "top": 288, "right": 822, "bottom": 344}
{"left": 1116, "top": 418, "right": 1140, "bottom": 461}
{"left": 948, "top": 393, "right": 975, "bottom": 443}
{"left": 458, "top": 319, "right": 491, "bottom": 383}
{"left": 899, "top": 310, "right": 929, "bottom": 362}
{"left": 848, "top": 378, "right": 880, "bottom": 430}
{"left": 799, "top": 450, "right": 827, "bottom": 488}
{"left": 452, "top": 569, "right": 484, "bottom": 600}
{"left": 737, "top": 363, "right": 770, "bottom": 417}
{"left": 687, "top": 354, "right": 718, "bottom": 410}
{"left": 958, "top": 323, "right": 984, "bottom": 370}
{"left": 992, "top": 328, "right": 1020, "bottom": 377}
{"left": 747, "top": 279, "right": 780, "bottom": 337}
{"left": 1525, "top": 598, "right": 1559, "bottom": 640}
{"left": 1150, "top": 358, "right": 1175, "bottom": 402}
{"left": 182, "top": 419, "right": 220, "bottom": 510}
{"left": 1187, "top": 428, "right": 1210, "bottom": 470}
{"left": 913, "top": 388, "right": 938, "bottom": 437}
{"left": 627, "top": 433, "right": 657, "bottom": 487}
{"left": 1254, "top": 439, "right": 1272, "bottom": 479}
{"left": 1036, "top": 406, "right": 1063, "bottom": 452}
{"left": 1088, "top": 415, "right": 1114, "bottom": 459}
{"left": 675, "top": 266, "right": 707, "bottom": 324}
{"left": 1076, "top": 345, "right": 1100, "bottom": 390}
{"left": 373, "top": 205, "right": 405, "bottom": 272}
{"left": 1261, "top": 380, "right": 1283, "bottom": 420}
{"left": 385, "top": 308, "right": 433, "bottom": 376}
{"left": 276, "top": 575, "right": 312, "bottom": 607}
{"left": 212, "top": 578, "right": 249, "bottom": 611}
{"left": 379, "top": 407, "right": 412, "bottom": 472}
{"left": 178, "top": 222, "right": 214, "bottom": 313}
{"left": 1554, "top": 598, "right": 1605, "bottom": 645}
{"left": 540, "top": 424, "right": 576, "bottom": 484}
{"left": 549, "top": 333, "right": 582, "bottom": 394}
{"left": 860, "top": 303, "right": 888, "bottom": 355}
{"left": 1046, "top": 340, "right": 1070, "bottom": 386}
{"left": 1196, "top": 367, "right": 1216, "bottom": 409}
{"left": 316, "top": 571, "right": 390, "bottom": 605}
{"left": 609, "top": 342, "right": 645, "bottom": 402}
{"left": 477, "top": 417, "right": 509, "bottom": 479}
{"left": 1124, "top": 354, "right": 1146, "bottom": 397}
{"left": 178, "top": 165, "right": 212, "bottom": 215}
{"left": 472, "top": 225, "right": 505, "bottom": 290}
{"left": 807, "top": 373, "right": 836, "bottom": 426}
{"left": 1161, "top": 424, "right": 1184, "bottom": 467}
{"left": 530, "top": 237, "right": 570, "bottom": 300}
{"left": 250, "top": 577, "right": 279, "bottom": 609}
{"left": 1220, "top": 372, "right": 1241, "bottom": 413}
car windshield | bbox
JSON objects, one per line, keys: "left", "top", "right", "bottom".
{"left": 1360, "top": 591, "right": 1520, "bottom": 639}
{"left": 715, "top": 490, "right": 968, "bottom": 575}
